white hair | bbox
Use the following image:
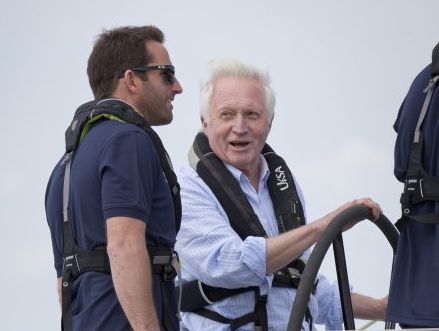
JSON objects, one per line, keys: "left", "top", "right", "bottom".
{"left": 199, "top": 59, "right": 276, "bottom": 121}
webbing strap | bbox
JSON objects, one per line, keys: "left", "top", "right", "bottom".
{"left": 62, "top": 153, "right": 71, "bottom": 225}
{"left": 414, "top": 75, "right": 439, "bottom": 143}
{"left": 188, "top": 288, "right": 268, "bottom": 330}
{"left": 231, "top": 312, "right": 258, "bottom": 331}
{"left": 406, "top": 213, "right": 439, "bottom": 224}
{"left": 194, "top": 303, "right": 314, "bottom": 331}
{"left": 61, "top": 153, "right": 74, "bottom": 331}
{"left": 253, "top": 292, "right": 268, "bottom": 331}
{"left": 191, "top": 133, "right": 266, "bottom": 239}
{"left": 61, "top": 270, "right": 73, "bottom": 331}
{"left": 172, "top": 253, "right": 182, "bottom": 322}
{"left": 305, "top": 306, "right": 314, "bottom": 330}
{"left": 192, "top": 292, "right": 269, "bottom": 331}
{"left": 193, "top": 307, "right": 258, "bottom": 330}
{"left": 401, "top": 74, "right": 439, "bottom": 224}
{"left": 194, "top": 308, "right": 236, "bottom": 324}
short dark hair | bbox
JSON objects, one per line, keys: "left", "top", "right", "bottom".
{"left": 87, "top": 25, "right": 165, "bottom": 99}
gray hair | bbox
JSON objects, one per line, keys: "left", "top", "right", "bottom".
{"left": 199, "top": 59, "right": 276, "bottom": 121}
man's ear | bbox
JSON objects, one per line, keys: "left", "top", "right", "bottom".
{"left": 201, "top": 116, "right": 208, "bottom": 134}
{"left": 269, "top": 113, "right": 274, "bottom": 128}
{"left": 123, "top": 71, "right": 140, "bottom": 94}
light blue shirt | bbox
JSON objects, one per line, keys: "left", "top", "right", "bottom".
{"left": 175, "top": 157, "right": 342, "bottom": 330}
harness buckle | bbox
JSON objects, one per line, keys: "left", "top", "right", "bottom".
{"left": 62, "top": 254, "right": 80, "bottom": 276}
{"left": 403, "top": 178, "right": 425, "bottom": 207}
{"left": 163, "top": 264, "right": 177, "bottom": 281}
{"left": 404, "top": 178, "right": 424, "bottom": 197}
{"left": 286, "top": 267, "right": 301, "bottom": 279}
{"left": 171, "top": 183, "right": 180, "bottom": 196}
{"left": 152, "top": 251, "right": 179, "bottom": 281}
{"left": 404, "top": 178, "right": 418, "bottom": 192}
{"left": 406, "top": 178, "right": 424, "bottom": 197}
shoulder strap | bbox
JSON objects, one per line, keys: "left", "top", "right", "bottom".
{"left": 432, "top": 41, "right": 439, "bottom": 76}
{"left": 65, "top": 98, "right": 144, "bottom": 153}
{"left": 142, "top": 125, "right": 181, "bottom": 232}
{"left": 189, "top": 132, "right": 305, "bottom": 238}
{"left": 400, "top": 59, "right": 439, "bottom": 223}
{"left": 190, "top": 131, "right": 266, "bottom": 239}
{"left": 262, "top": 144, "right": 305, "bottom": 232}
{"left": 65, "top": 98, "right": 181, "bottom": 231}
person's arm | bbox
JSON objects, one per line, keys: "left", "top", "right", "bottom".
{"left": 309, "top": 276, "right": 387, "bottom": 328}
{"left": 57, "top": 277, "right": 62, "bottom": 308}
{"left": 352, "top": 292, "right": 387, "bottom": 321}
{"left": 266, "top": 198, "right": 382, "bottom": 272}
{"left": 176, "top": 167, "right": 268, "bottom": 288}
{"left": 106, "top": 216, "right": 160, "bottom": 331}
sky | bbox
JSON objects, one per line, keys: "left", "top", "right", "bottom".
{"left": 1, "top": 1, "right": 439, "bottom": 330}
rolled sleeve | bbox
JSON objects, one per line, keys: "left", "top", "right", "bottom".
{"left": 241, "top": 236, "right": 268, "bottom": 281}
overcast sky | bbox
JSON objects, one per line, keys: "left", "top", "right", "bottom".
{"left": 1, "top": 1, "right": 439, "bottom": 330}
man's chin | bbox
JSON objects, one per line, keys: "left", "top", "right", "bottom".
{"left": 150, "top": 114, "right": 173, "bottom": 126}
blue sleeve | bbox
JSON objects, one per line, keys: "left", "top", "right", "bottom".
{"left": 100, "top": 130, "right": 160, "bottom": 224}
{"left": 313, "top": 274, "right": 343, "bottom": 330}
{"left": 45, "top": 160, "right": 65, "bottom": 277}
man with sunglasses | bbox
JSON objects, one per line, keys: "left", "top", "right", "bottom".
{"left": 45, "top": 25, "right": 183, "bottom": 331}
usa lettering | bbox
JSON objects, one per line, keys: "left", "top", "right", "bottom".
{"left": 275, "top": 166, "right": 289, "bottom": 191}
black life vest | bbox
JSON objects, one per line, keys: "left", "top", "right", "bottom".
{"left": 180, "top": 132, "right": 312, "bottom": 331}
{"left": 60, "top": 98, "right": 181, "bottom": 331}
{"left": 399, "top": 43, "right": 439, "bottom": 225}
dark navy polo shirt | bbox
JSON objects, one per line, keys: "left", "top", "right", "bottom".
{"left": 388, "top": 64, "right": 439, "bottom": 327}
{"left": 45, "top": 119, "right": 177, "bottom": 331}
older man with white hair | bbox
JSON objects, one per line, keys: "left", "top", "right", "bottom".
{"left": 175, "top": 59, "right": 386, "bottom": 330}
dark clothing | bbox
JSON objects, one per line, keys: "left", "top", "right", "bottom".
{"left": 45, "top": 109, "right": 178, "bottom": 330}
{"left": 400, "top": 324, "right": 438, "bottom": 329}
{"left": 388, "top": 64, "right": 439, "bottom": 327}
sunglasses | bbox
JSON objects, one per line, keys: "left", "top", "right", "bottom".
{"left": 119, "top": 64, "right": 176, "bottom": 85}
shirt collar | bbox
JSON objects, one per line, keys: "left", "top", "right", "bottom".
{"left": 97, "top": 97, "right": 141, "bottom": 115}
{"left": 224, "top": 156, "right": 270, "bottom": 188}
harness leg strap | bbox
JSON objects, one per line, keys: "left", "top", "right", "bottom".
{"left": 305, "top": 306, "right": 313, "bottom": 330}
{"left": 61, "top": 270, "right": 73, "bottom": 331}
{"left": 253, "top": 292, "right": 268, "bottom": 331}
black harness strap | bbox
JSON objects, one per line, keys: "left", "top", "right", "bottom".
{"left": 65, "top": 98, "right": 181, "bottom": 231}
{"left": 182, "top": 132, "right": 311, "bottom": 330}
{"left": 263, "top": 145, "right": 305, "bottom": 233}
{"left": 61, "top": 98, "right": 181, "bottom": 331}
{"left": 191, "top": 292, "right": 268, "bottom": 331}
{"left": 190, "top": 132, "right": 304, "bottom": 239}
{"left": 193, "top": 308, "right": 256, "bottom": 330}
{"left": 191, "top": 132, "right": 266, "bottom": 239}
{"left": 399, "top": 43, "right": 439, "bottom": 225}
{"left": 61, "top": 152, "right": 112, "bottom": 331}
{"left": 400, "top": 73, "right": 439, "bottom": 224}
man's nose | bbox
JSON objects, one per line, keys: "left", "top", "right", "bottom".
{"left": 232, "top": 114, "right": 248, "bottom": 134}
{"left": 172, "top": 78, "right": 183, "bottom": 94}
